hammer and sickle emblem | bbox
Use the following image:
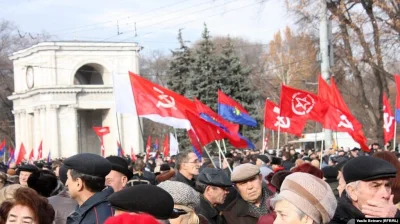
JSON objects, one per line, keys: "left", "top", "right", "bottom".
{"left": 272, "top": 106, "right": 290, "bottom": 128}
{"left": 383, "top": 112, "right": 394, "bottom": 133}
{"left": 338, "top": 114, "right": 354, "bottom": 131}
{"left": 153, "top": 87, "right": 177, "bottom": 110}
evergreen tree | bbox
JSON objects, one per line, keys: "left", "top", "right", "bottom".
{"left": 216, "top": 37, "right": 261, "bottom": 145}
{"left": 167, "top": 29, "right": 193, "bottom": 95}
{"left": 187, "top": 23, "right": 220, "bottom": 111}
{"left": 167, "top": 29, "right": 194, "bottom": 150}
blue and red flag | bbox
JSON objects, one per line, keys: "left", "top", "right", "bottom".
{"left": 187, "top": 129, "right": 202, "bottom": 159}
{"left": 47, "top": 151, "right": 52, "bottom": 163}
{"left": 117, "top": 141, "right": 125, "bottom": 157}
{"left": 0, "top": 139, "right": 6, "bottom": 157}
{"left": 153, "top": 139, "right": 159, "bottom": 152}
{"left": 7, "top": 147, "right": 14, "bottom": 166}
{"left": 217, "top": 90, "right": 257, "bottom": 127}
{"left": 395, "top": 74, "right": 400, "bottom": 122}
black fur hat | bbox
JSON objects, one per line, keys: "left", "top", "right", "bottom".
{"left": 27, "top": 170, "right": 58, "bottom": 197}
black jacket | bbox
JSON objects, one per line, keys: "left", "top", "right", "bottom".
{"left": 172, "top": 171, "right": 196, "bottom": 189}
{"left": 197, "top": 196, "right": 226, "bottom": 224}
{"left": 330, "top": 193, "right": 400, "bottom": 224}
{"left": 67, "top": 187, "right": 114, "bottom": 224}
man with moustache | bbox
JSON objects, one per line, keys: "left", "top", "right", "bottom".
{"left": 173, "top": 151, "right": 201, "bottom": 189}
{"left": 196, "top": 168, "right": 232, "bottom": 224}
{"left": 223, "top": 163, "right": 274, "bottom": 224}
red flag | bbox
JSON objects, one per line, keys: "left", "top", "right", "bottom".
{"left": 117, "top": 141, "right": 125, "bottom": 157}
{"left": 29, "top": 149, "right": 34, "bottom": 162}
{"left": 383, "top": 93, "right": 395, "bottom": 144}
{"left": 187, "top": 128, "right": 203, "bottom": 158}
{"left": 37, "top": 141, "right": 42, "bottom": 160}
{"left": 194, "top": 98, "right": 239, "bottom": 134}
{"left": 129, "top": 72, "right": 196, "bottom": 129}
{"left": 264, "top": 100, "right": 307, "bottom": 136}
{"left": 394, "top": 74, "right": 400, "bottom": 122}
{"left": 279, "top": 85, "right": 326, "bottom": 122}
{"left": 131, "top": 147, "right": 137, "bottom": 161}
{"left": 93, "top": 127, "right": 110, "bottom": 137}
{"left": 15, "top": 143, "right": 26, "bottom": 165}
{"left": 145, "top": 136, "right": 152, "bottom": 160}
{"left": 186, "top": 110, "right": 226, "bottom": 146}
{"left": 163, "top": 134, "right": 169, "bottom": 157}
{"left": 318, "top": 75, "right": 331, "bottom": 101}
{"left": 330, "top": 78, "right": 351, "bottom": 115}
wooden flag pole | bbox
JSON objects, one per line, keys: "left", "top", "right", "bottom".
{"left": 215, "top": 140, "right": 232, "bottom": 173}
{"left": 393, "top": 121, "right": 397, "bottom": 152}
{"left": 277, "top": 125, "right": 281, "bottom": 155}
{"left": 222, "top": 139, "right": 228, "bottom": 154}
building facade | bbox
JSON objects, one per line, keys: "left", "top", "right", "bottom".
{"left": 8, "top": 41, "right": 143, "bottom": 159}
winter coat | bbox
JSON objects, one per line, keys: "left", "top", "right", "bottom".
{"left": 172, "top": 171, "right": 196, "bottom": 189}
{"left": 329, "top": 193, "right": 400, "bottom": 224}
{"left": 48, "top": 188, "right": 77, "bottom": 224}
{"left": 66, "top": 187, "right": 114, "bottom": 224}
{"left": 196, "top": 196, "right": 226, "bottom": 224}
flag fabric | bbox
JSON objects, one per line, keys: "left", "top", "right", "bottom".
{"left": 230, "top": 134, "right": 256, "bottom": 149}
{"left": 279, "top": 85, "right": 326, "bottom": 122}
{"left": 169, "top": 133, "right": 179, "bottom": 156}
{"left": 113, "top": 72, "right": 136, "bottom": 114}
{"left": 153, "top": 139, "right": 159, "bottom": 152}
{"left": 395, "top": 74, "right": 400, "bottom": 122}
{"left": 194, "top": 98, "right": 239, "bottom": 134}
{"left": 383, "top": 93, "right": 395, "bottom": 144}
{"left": 131, "top": 147, "right": 137, "bottom": 161}
{"left": 37, "top": 141, "right": 43, "bottom": 160}
{"left": 318, "top": 75, "right": 331, "bottom": 101}
{"left": 186, "top": 110, "right": 226, "bottom": 146}
{"left": 15, "top": 143, "right": 26, "bottom": 165}
{"left": 330, "top": 78, "right": 351, "bottom": 115}
{"left": 47, "top": 151, "right": 51, "bottom": 163}
{"left": 93, "top": 127, "right": 110, "bottom": 137}
{"left": 100, "top": 140, "right": 105, "bottom": 157}
{"left": 0, "top": 139, "right": 5, "bottom": 157}
{"left": 145, "top": 136, "right": 152, "bottom": 160}
{"left": 217, "top": 90, "right": 257, "bottom": 127}
{"left": 29, "top": 149, "right": 34, "bottom": 162}
{"left": 187, "top": 129, "right": 203, "bottom": 159}
{"left": 163, "top": 134, "right": 169, "bottom": 157}
{"left": 264, "top": 100, "right": 307, "bottom": 137}
{"left": 7, "top": 147, "right": 14, "bottom": 166}
{"left": 129, "top": 71, "right": 196, "bottom": 129}
{"left": 262, "top": 132, "right": 269, "bottom": 151}
{"left": 117, "top": 141, "right": 125, "bottom": 157}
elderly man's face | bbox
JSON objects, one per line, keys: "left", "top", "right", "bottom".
{"left": 19, "top": 171, "right": 32, "bottom": 186}
{"left": 105, "top": 170, "right": 127, "bottom": 192}
{"left": 235, "top": 174, "right": 263, "bottom": 204}
{"left": 273, "top": 200, "right": 313, "bottom": 224}
{"left": 347, "top": 179, "right": 392, "bottom": 211}
{"left": 182, "top": 152, "right": 200, "bottom": 176}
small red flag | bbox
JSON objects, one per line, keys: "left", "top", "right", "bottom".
{"left": 264, "top": 100, "right": 306, "bottom": 136}
{"left": 29, "top": 149, "right": 34, "bottom": 161}
{"left": 37, "top": 141, "right": 43, "bottom": 160}
{"left": 163, "top": 134, "right": 169, "bottom": 157}
{"left": 93, "top": 127, "right": 110, "bottom": 137}
{"left": 131, "top": 147, "right": 137, "bottom": 161}
{"left": 145, "top": 136, "right": 152, "bottom": 160}
{"left": 383, "top": 93, "right": 395, "bottom": 144}
{"left": 15, "top": 143, "right": 26, "bottom": 165}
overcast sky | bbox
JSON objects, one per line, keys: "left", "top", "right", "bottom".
{"left": 0, "top": 0, "right": 293, "bottom": 54}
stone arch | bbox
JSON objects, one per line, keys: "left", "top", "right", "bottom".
{"left": 70, "top": 59, "right": 112, "bottom": 85}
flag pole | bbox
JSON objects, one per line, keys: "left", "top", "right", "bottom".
{"left": 173, "top": 128, "right": 179, "bottom": 153}
{"left": 277, "top": 125, "right": 281, "bottom": 155}
{"left": 215, "top": 140, "right": 232, "bottom": 173}
{"left": 394, "top": 121, "right": 397, "bottom": 152}
{"left": 320, "top": 130, "right": 325, "bottom": 168}
{"left": 115, "top": 113, "right": 122, "bottom": 146}
{"left": 222, "top": 139, "right": 227, "bottom": 153}
{"left": 262, "top": 127, "right": 266, "bottom": 152}
{"left": 203, "top": 146, "right": 216, "bottom": 168}
{"left": 219, "top": 144, "right": 222, "bottom": 169}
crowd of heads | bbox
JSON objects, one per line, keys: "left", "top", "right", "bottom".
{"left": 0, "top": 141, "right": 397, "bottom": 223}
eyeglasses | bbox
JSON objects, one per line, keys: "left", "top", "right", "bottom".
{"left": 185, "top": 159, "right": 200, "bottom": 164}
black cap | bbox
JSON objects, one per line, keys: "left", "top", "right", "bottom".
{"left": 108, "top": 185, "right": 175, "bottom": 219}
{"left": 197, "top": 168, "right": 232, "bottom": 187}
{"left": 271, "top": 157, "right": 282, "bottom": 165}
{"left": 160, "top": 164, "right": 171, "bottom": 172}
{"left": 256, "top": 155, "right": 270, "bottom": 164}
{"left": 59, "top": 165, "right": 68, "bottom": 185}
{"left": 18, "top": 165, "right": 39, "bottom": 174}
{"left": 106, "top": 156, "right": 133, "bottom": 180}
{"left": 27, "top": 170, "right": 58, "bottom": 197}
{"left": 343, "top": 156, "right": 397, "bottom": 183}
{"left": 321, "top": 166, "right": 338, "bottom": 181}
{"left": 63, "top": 153, "right": 111, "bottom": 177}
{"left": 351, "top": 147, "right": 360, "bottom": 152}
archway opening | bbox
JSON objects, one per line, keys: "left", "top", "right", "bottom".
{"left": 74, "top": 64, "right": 104, "bottom": 85}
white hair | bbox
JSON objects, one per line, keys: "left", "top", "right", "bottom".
{"left": 345, "top": 180, "right": 360, "bottom": 199}
{"left": 270, "top": 194, "right": 306, "bottom": 219}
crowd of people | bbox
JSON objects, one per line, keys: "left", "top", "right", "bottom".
{"left": 0, "top": 142, "right": 398, "bottom": 223}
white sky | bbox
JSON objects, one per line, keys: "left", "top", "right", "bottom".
{"left": 0, "top": 0, "right": 294, "bottom": 54}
